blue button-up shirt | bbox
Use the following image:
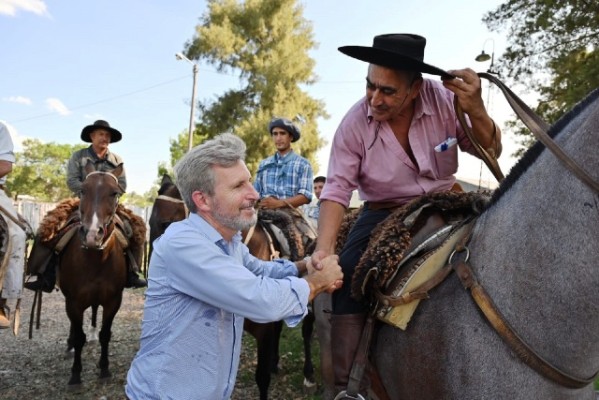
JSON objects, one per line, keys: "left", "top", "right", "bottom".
{"left": 253, "top": 150, "right": 313, "bottom": 201}
{"left": 126, "top": 213, "right": 309, "bottom": 400}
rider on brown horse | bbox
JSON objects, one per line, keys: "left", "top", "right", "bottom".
{"left": 25, "top": 120, "right": 146, "bottom": 292}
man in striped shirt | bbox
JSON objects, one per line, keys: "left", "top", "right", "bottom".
{"left": 253, "top": 117, "right": 313, "bottom": 210}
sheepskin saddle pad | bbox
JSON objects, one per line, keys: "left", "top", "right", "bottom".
{"left": 345, "top": 191, "right": 491, "bottom": 328}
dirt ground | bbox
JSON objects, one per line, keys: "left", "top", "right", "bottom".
{"left": 0, "top": 288, "right": 320, "bottom": 400}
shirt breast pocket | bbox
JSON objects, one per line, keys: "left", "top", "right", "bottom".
{"left": 433, "top": 145, "right": 458, "bottom": 178}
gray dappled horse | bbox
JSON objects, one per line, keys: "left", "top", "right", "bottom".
{"left": 372, "top": 88, "right": 599, "bottom": 399}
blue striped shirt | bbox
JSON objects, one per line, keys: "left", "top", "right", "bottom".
{"left": 125, "top": 213, "right": 309, "bottom": 400}
{"left": 254, "top": 150, "right": 313, "bottom": 201}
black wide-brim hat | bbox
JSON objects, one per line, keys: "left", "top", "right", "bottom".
{"left": 81, "top": 120, "right": 122, "bottom": 143}
{"left": 338, "top": 33, "right": 453, "bottom": 79}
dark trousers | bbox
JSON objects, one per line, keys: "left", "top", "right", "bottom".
{"left": 332, "top": 206, "right": 392, "bottom": 315}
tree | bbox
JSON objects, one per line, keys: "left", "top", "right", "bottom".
{"left": 483, "top": 1, "right": 599, "bottom": 155}
{"left": 6, "top": 139, "right": 85, "bottom": 202}
{"left": 174, "top": 0, "right": 328, "bottom": 175}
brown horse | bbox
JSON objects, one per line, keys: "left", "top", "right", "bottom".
{"left": 58, "top": 162, "right": 127, "bottom": 390}
{"left": 148, "top": 175, "right": 317, "bottom": 400}
{"left": 147, "top": 174, "right": 186, "bottom": 270}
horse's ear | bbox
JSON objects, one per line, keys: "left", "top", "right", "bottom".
{"left": 111, "top": 163, "right": 124, "bottom": 178}
{"left": 161, "top": 174, "right": 173, "bottom": 186}
{"left": 84, "top": 159, "right": 96, "bottom": 176}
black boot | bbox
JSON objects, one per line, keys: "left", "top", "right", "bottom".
{"left": 125, "top": 250, "right": 147, "bottom": 288}
{"left": 125, "top": 269, "right": 147, "bottom": 289}
{"left": 331, "top": 313, "right": 368, "bottom": 398}
{"left": 24, "top": 257, "right": 57, "bottom": 293}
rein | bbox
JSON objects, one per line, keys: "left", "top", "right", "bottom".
{"left": 457, "top": 73, "right": 599, "bottom": 194}
{"left": 449, "top": 222, "right": 599, "bottom": 388}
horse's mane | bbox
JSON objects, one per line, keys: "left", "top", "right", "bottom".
{"left": 485, "top": 87, "right": 599, "bottom": 212}
{"left": 258, "top": 209, "right": 303, "bottom": 261}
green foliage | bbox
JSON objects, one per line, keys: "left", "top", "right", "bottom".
{"left": 483, "top": 1, "right": 599, "bottom": 154}
{"left": 175, "top": 0, "right": 328, "bottom": 176}
{"left": 121, "top": 190, "right": 154, "bottom": 207}
{"left": 6, "top": 139, "right": 85, "bottom": 202}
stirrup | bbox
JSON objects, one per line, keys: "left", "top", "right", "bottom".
{"left": 333, "top": 391, "right": 366, "bottom": 400}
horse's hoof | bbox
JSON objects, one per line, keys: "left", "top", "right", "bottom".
{"left": 63, "top": 349, "right": 74, "bottom": 360}
{"left": 66, "top": 383, "right": 83, "bottom": 393}
{"left": 303, "top": 378, "right": 317, "bottom": 394}
{"left": 98, "top": 375, "right": 112, "bottom": 384}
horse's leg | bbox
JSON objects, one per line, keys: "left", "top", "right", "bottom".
{"left": 245, "top": 320, "right": 273, "bottom": 400}
{"left": 88, "top": 304, "right": 99, "bottom": 342}
{"left": 64, "top": 300, "right": 86, "bottom": 389}
{"left": 301, "top": 307, "right": 316, "bottom": 393}
{"left": 97, "top": 296, "right": 122, "bottom": 382}
{"left": 271, "top": 320, "right": 283, "bottom": 374}
{"left": 313, "top": 292, "right": 334, "bottom": 400}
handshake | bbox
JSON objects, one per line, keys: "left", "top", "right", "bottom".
{"left": 300, "top": 253, "right": 344, "bottom": 301}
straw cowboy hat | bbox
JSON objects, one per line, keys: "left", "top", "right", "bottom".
{"left": 338, "top": 33, "right": 453, "bottom": 79}
{"left": 81, "top": 120, "right": 122, "bottom": 143}
{"left": 268, "top": 117, "right": 301, "bottom": 142}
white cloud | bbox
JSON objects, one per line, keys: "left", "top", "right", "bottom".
{"left": 2, "top": 95, "right": 32, "bottom": 105}
{"left": 45, "top": 98, "right": 71, "bottom": 116}
{"left": 83, "top": 113, "right": 104, "bottom": 121}
{"left": 0, "top": 0, "right": 48, "bottom": 17}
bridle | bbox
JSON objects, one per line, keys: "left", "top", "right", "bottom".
{"left": 80, "top": 171, "right": 122, "bottom": 249}
{"left": 155, "top": 194, "right": 189, "bottom": 217}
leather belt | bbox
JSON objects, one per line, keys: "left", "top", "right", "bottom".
{"left": 365, "top": 201, "right": 402, "bottom": 211}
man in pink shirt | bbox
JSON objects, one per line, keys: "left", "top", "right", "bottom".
{"left": 311, "top": 33, "right": 502, "bottom": 398}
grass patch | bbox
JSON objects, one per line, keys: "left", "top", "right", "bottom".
{"left": 234, "top": 321, "right": 324, "bottom": 399}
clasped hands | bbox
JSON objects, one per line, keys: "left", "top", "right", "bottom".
{"left": 303, "top": 250, "right": 344, "bottom": 300}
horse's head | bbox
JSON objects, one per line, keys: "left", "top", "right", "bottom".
{"left": 78, "top": 161, "right": 124, "bottom": 249}
{"left": 149, "top": 174, "right": 186, "bottom": 243}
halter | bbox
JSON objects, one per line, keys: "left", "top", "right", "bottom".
{"left": 156, "top": 194, "right": 189, "bottom": 217}
{"left": 84, "top": 170, "right": 120, "bottom": 185}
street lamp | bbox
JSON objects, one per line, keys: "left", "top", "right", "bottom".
{"left": 475, "top": 38, "right": 496, "bottom": 74}
{"left": 474, "top": 38, "right": 497, "bottom": 190}
{"left": 176, "top": 52, "right": 198, "bottom": 152}
{"left": 475, "top": 38, "right": 497, "bottom": 106}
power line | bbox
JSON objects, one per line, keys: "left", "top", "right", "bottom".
{"left": 11, "top": 75, "right": 190, "bottom": 123}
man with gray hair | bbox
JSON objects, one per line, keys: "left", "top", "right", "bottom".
{"left": 126, "top": 133, "right": 343, "bottom": 400}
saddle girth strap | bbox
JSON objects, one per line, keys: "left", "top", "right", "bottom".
{"left": 243, "top": 224, "right": 256, "bottom": 245}
{"left": 258, "top": 221, "right": 279, "bottom": 261}
{"left": 450, "top": 235, "right": 599, "bottom": 389}
{"left": 344, "top": 315, "right": 376, "bottom": 400}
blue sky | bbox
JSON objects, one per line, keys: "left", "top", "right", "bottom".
{"left": 0, "top": 0, "right": 516, "bottom": 194}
